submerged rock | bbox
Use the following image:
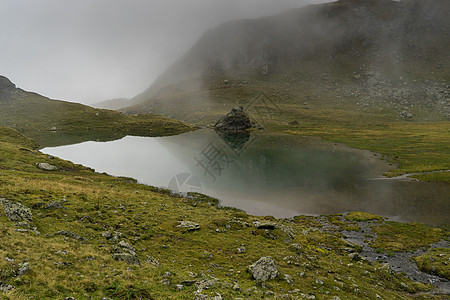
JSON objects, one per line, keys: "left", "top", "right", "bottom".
{"left": 214, "top": 106, "right": 254, "bottom": 131}
{"left": 247, "top": 256, "right": 279, "bottom": 281}
{"left": 0, "top": 199, "right": 33, "bottom": 222}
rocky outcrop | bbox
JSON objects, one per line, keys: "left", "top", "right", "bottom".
{"left": 247, "top": 257, "right": 279, "bottom": 281}
{"left": 0, "top": 199, "right": 33, "bottom": 222}
{"left": 0, "top": 76, "right": 15, "bottom": 91}
{"left": 214, "top": 106, "right": 254, "bottom": 131}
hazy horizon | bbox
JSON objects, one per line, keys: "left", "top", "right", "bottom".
{"left": 0, "top": 0, "right": 331, "bottom": 105}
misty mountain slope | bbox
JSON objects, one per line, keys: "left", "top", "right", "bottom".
{"left": 122, "top": 0, "right": 450, "bottom": 124}
{"left": 0, "top": 75, "right": 195, "bottom": 147}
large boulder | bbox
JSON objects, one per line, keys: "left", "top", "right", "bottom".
{"left": 247, "top": 256, "right": 279, "bottom": 281}
{"left": 0, "top": 199, "right": 33, "bottom": 222}
{"left": 214, "top": 106, "right": 254, "bottom": 131}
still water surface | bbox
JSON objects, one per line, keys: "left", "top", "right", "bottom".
{"left": 42, "top": 129, "right": 449, "bottom": 225}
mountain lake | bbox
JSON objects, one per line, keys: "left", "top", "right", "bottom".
{"left": 41, "top": 129, "right": 449, "bottom": 225}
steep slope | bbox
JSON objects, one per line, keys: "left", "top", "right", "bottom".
{"left": 122, "top": 0, "right": 450, "bottom": 124}
{"left": 0, "top": 75, "right": 195, "bottom": 147}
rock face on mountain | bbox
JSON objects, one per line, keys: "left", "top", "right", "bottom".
{"left": 214, "top": 106, "right": 254, "bottom": 131}
{"left": 0, "top": 76, "right": 15, "bottom": 91}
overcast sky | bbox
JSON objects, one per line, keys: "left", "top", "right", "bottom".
{"left": 0, "top": 0, "right": 330, "bottom": 104}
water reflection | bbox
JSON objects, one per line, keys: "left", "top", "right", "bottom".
{"left": 41, "top": 129, "right": 449, "bottom": 225}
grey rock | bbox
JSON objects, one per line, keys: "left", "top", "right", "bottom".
{"left": 50, "top": 231, "right": 85, "bottom": 241}
{"left": 175, "top": 284, "right": 184, "bottom": 291}
{"left": 0, "top": 283, "right": 15, "bottom": 292}
{"left": 214, "top": 106, "right": 254, "bottom": 131}
{"left": 233, "top": 283, "right": 240, "bottom": 290}
{"left": 112, "top": 253, "right": 140, "bottom": 265}
{"left": 46, "top": 201, "right": 65, "bottom": 209}
{"left": 161, "top": 278, "right": 171, "bottom": 286}
{"left": 236, "top": 246, "right": 246, "bottom": 254}
{"left": 247, "top": 257, "right": 278, "bottom": 281}
{"left": 18, "top": 262, "right": 30, "bottom": 276}
{"left": 145, "top": 255, "right": 160, "bottom": 267}
{"left": 176, "top": 221, "right": 200, "bottom": 231}
{"left": 14, "top": 221, "right": 31, "bottom": 228}
{"left": 284, "top": 274, "right": 294, "bottom": 284}
{"left": 36, "top": 162, "right": 58, "bottom": 171}
{"left": 0, "top": 199, "right": 33, "bottom": 222}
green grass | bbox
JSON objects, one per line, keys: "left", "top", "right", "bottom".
{"left": 371, "top": 222, "right": 448, "bottom": 252}
{"left": 0, "top": 127, "right": 447, "bottom": 299}
{"left": 413, "top": 248, "right": 450, "bottom": 280}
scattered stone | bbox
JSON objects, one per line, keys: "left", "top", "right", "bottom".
{"left": 176, "top": 221, "right": 200, "bottom": 231}
{"left": 5, "top": 257, "right": 14, "bottom": 263}
{"left": 145, "top": 255, "right": 160, "bottom": 267}
{"left": 233, "top": 283, "right": 240, "bottom": 290}
{"left": 18, "top": 262, "right": 30, "bottom": 276}
{"left": 112, "top": 253, "right": 140, "bottom": 265}
{"left": 0, "top": 199, "right": 33, "bottom": 222}
{"left": 175, "top": 284, "right": 184, "bottom": 291}
{"left": 330, "top": 296, "right": 341, "bottom": 300}
{"left": 284, "top": 274, "right": 294, "bottom": 284}
{"left": 214, "top": 106, "right": 255, "bottom": 131}
{"left": 247, "top": 257, "right": 279, "bottom": 281}
{"left": 162, "top": 271, "right": 171, "bottom": 278}
{"left": 102, "top": 230, "right": 124, "bottom": 241}
{"left": 0, "top": 283, "right": 14, "bottom": 292}
{"left": 14, "top": 221, "right": 30, "bottom": 228}
{"left": 36, "top": 162, "right": 58, "bottom": 171}
{"left": 236, "top": 246, "right": 246, "bottom": 254}
{"left": 315, "top": 278, "right": 324, "bottom": 285}
{"left": 161, "top": 278, "right": 171, "bottom": 286}
{"left": 45, "top": 201, "right": 66, "bottom": 209}
{"left": 291, "top": 244, "right": 302, "bottom": 251}
{"left": 49, "top": 231, "right": 86, "bottom": 241}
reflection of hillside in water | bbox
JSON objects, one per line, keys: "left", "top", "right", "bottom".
{"left": 43, "top": 129, "right": 449, "bottom": 225}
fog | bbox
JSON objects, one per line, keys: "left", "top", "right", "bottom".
{"left": 0, "top": 0, "right": 331, "bottom": 104}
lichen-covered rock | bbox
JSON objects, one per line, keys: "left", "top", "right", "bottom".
{"left": 0, "top": 199, "right": 33, "bottom": 222}
{"left": 112, "top": 253, "right": 140, "bottom": 265}
{"left": 176, "top": 221, "right": 200, "bottom": 231}
{"left": 247, "top": 256, "right": 279, "bottom": 281}
{"left": 36, "top": 162, "right": 58, "bottom": 171}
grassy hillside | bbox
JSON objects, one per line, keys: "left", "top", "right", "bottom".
{"left": 0, "top": 127, "right": 448, "bottom": 299}
{"left": 0, "top": 76, "right": 196, "bottom": 147}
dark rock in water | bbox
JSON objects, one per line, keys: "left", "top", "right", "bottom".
{"left": 214, "top": 106, "right": 254, "bottom": 131}
{"left": 0, "top": 76, "right": 15, "bottom": 91}
{"left": 215, "top": 130, "right": 250, "bottom": 151}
